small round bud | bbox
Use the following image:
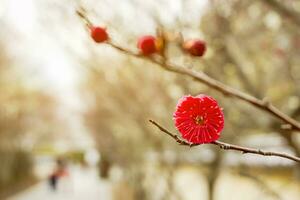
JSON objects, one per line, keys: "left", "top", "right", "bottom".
{"left": 183, "top": 39, "right": 206, "bottom": 57}
{"left": 90, "top": 26, "right": 108, "bottom": 43}
{"left": 137, "top": 35, "right": 157, "bottom": 55}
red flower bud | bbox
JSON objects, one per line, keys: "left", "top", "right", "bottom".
{"left": 137, "top": 35, "right": 157, "bottom": 55}
{"left": 183, "top": 39, "right": 206, "bottom": 57}
{"left": 90, "top": 26, "right": 108, "bottom": 43}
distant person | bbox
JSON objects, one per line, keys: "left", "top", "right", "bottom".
{"left": 49, "top": 172, "right": 58, "bottom": 190}
{"left": 48, "top": 157, "right": 69, "bottom": 191}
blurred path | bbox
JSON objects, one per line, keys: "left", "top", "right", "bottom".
{"left": 8, "top": 165, "right": 112, "bottom": 200}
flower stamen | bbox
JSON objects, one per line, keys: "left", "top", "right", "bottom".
{"left": 194, "top": 115, "right": 204, "bottom": 125}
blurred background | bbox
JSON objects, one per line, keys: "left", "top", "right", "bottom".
{"left": 0, "top": 0, "right": 299, "bottom": 199}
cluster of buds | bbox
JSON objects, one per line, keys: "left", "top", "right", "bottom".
{"left": 89, "top": 25, "right": 206, "bottom": 57}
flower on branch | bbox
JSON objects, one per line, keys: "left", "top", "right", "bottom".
{"left": 174, "top": 95, "right": 224, "bottom": 144}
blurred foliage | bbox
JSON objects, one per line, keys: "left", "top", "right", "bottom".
{"left": 0, "top": 40, "right": 60, "bottom": 195}
{"left": 0, "top": 149, "right": 33, "bottom": 187}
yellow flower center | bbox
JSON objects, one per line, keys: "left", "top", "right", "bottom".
{"left": 194, "top": 115, "right": 204, "bottom": 125}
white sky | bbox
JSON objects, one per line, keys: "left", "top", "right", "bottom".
{"left": 1, "top": 0, "right": 92, "bottom": 150}
{"left": 2, "top": 0, "right": 79, "bottom": 92}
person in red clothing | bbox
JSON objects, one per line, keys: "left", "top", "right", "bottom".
{"left": 48, "top": 157, "right": 69, "bottom": 191}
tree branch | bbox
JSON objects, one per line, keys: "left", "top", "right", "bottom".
{"left": 149, "top": 119, "right": 300, "bottom": 163}
{"left": 76, "top": 10, "right": 300, "bottom": 131}
{"left": 106, "top": 41, "right": 300, "bottom": 131}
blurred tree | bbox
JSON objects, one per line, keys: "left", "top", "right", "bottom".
{"left": 0, "top": 40, "right": 60, "bottom": 196}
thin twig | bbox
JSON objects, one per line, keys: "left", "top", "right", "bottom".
{"left": 149, "top": 120, "right": 300, "bottom": 163}
{"left": 76, "top": 10, "right": 300, "bottom": 131}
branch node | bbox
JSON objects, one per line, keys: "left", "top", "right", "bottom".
{"left": 258, "top": 149, "right": 264, "bottom": 154}
{"left": 220, "top": 143, "right": 230, "bottom": 150}
{"left": 262, "top": 97, "right": 271, "bottom": 107}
